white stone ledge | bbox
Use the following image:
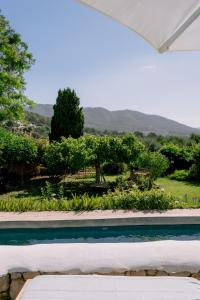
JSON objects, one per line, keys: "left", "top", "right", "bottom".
{"left": 0, "top": 240, "right": 200, "bottom": 277}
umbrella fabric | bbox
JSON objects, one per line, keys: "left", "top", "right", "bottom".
{"left": 78, "top": 0, "right": 200, "bottom": 52}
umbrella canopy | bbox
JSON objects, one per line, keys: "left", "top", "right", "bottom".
{"left": 78, "top": 0, "right": 200, "bottom": 53}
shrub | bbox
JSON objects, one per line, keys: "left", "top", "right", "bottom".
{"left": 100, "top": 189, "right": 174, "bottom": 211}
{"left": 169, "top": 170, "right": 190, "bottom": 181}
{"left": 0, "top": 188, "right": 174, "bottom": 212}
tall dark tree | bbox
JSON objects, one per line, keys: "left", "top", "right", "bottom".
{"left": 49, "top": 88, "right": 84, "bottom": 141}
{"left": 0, "top": 12, "right": 34, "bottom": 124}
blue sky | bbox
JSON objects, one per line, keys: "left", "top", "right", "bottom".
{"left": 1, "top": 0, "right": 200, "bottom": 127}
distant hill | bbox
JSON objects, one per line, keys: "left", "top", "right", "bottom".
{"left": 28, "top": 104, "right": 200, "bottom": 136}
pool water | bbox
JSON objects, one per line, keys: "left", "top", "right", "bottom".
{"left": 1, "top": 224, "right": 200, "bottom": 245}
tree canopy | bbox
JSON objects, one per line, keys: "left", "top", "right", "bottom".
{"left": 0, "top": 12, "right": 34, "bottom": 124}
{"left": 49, "top": 88, "right": 84, "bottom": 141}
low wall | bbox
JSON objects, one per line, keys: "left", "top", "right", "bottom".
{"left": 1, "top": 270, "right": 200, "bottom": 299}
{"left": 1, "top": 240, "right": 200, "bottom": 299}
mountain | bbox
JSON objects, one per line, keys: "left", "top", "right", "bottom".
{"left": 28, "top": 104, "right": 200, "bottom": 136}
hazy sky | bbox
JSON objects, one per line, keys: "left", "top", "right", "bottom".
{"left": 1, "top": 0, "right": 200, "bottom": 127}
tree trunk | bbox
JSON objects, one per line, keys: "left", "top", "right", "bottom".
{"left": 95, "top": 163, "right": 101, "bottom": 184}
{"left": 129, "top": 167, "right": 134, "bottom": 180}
{"left": 20, "top": 165, "right": 24, "bottom": 186}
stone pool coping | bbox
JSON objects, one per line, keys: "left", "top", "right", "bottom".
{"left": 1, "top": 209, "right": 200, "bottom": 228}
{"left": 1, "top": 241, "right": 200, "bottom": 299}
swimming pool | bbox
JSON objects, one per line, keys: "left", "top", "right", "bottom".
{"left": 1, "top": 224, "right": 200, "bottom": 245}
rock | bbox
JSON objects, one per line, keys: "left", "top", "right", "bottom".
{"left": 156, "top": 270, "right": 168, "bottom": 276}
{"left": 0, "top": 275, "right": 9, "bottom": 293}
{"left": 134, "top": 270, "right": 146, "bottom": 276}
{"left": 23, "top": 272, "right": 40, "bottom": 280}
{"left": 0, "top": 292, "right": 9, "bottom": 300}
{"left": 10, "top": 278, "right": 24, "bottom": 300}
{"left": 191, "top": 273, "right": 200, "bottom": 280}
{"left": 11, "top": 273, "right": 22, "bottom": 280}
{"left": 169, "top": 271, "right": 191, "bottom": 277}
{"left": 40, "top": 271, "right": 63, "bottom": 275}
{"left": 146, "top": 269, "right": 157, "bottom": 276}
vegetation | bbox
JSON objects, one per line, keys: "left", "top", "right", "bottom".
{"left": 0, "top": 177, "right": 174, "bottom": 211}
{"left": 156, "top": 177, "right": 200, "bottom": 208}
{"left": 1, "top": 12, "right": 200, "bottom": 212}
{"left": 0, "top": 12, "right": 34, "bottom": 124}
{"left": 49, "top": 88, "right": 84, "bottom": 141}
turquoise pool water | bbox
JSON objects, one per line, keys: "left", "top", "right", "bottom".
{"left": 0, "top": 224, "right": 200, "bottom": 245}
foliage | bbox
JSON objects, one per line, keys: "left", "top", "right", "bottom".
{"left": 41, "top": 181, "right": 64, "bottom": 200}
{"left": 0, "top": 128, "right": 37, "bottom": 166}
{"left": 0, "top": 128, "right": 38, "bottom": 184}
{"left": 121, "top": 134, "right": 145, "bottom": 167}
{"left": 169, "top": 170, "right": 190, "bottom": 181}
{"left": 0, "top": 13, "right": 34, "bottom": 124}
{"left": 190, "top": 143, "right": 200, "bottom": 179}
{"left": 137, "top": 152, "right": 169, "bottom": 181}
{"left": 84, "top": 135, "right": 122, "bottom": 183}
{"left": 3, "top": 135, "right": 37, "bottom": 165}
{"left": 44, "top": 137, "right": 89, "bottom": 175}
{"left": 160, "top": 143, "right": 192, "bottom": 173}
{"left": 43, "top": 142, "right": 64, "bottom": 175}
{"left": 49, "top": 88, "right": 84, "bottom": 141}
{"left": 0, "top": 188, "right": 174, "bottom": 211}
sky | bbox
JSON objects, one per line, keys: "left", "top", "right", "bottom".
{"left": 1, "top": 0, "right": 200, "bottom": 127}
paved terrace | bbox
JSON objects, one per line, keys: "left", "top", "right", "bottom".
{"left": 0, "top": 209, "right": 200, "bottom": 228}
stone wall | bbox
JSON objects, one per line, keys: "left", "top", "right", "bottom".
{"left": 1, "top": 270, "right": 200, "bottom": 300}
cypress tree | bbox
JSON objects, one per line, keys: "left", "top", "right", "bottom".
{"left": 49, "top": 88, "right": 84, "bottom": 141}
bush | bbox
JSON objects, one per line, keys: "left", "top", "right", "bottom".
{"left": 100, "top": 189, "right": 174, "bottom": 210}
{"left": 169, "top": 170, "right": 190, "bottom": 181}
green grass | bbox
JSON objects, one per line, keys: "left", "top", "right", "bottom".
{"left": 156, "top": 177, "right": 200, "bottom": 208}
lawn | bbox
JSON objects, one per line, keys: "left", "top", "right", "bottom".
{"left": 156, "top": 177, "right": 200, "bottom": 208}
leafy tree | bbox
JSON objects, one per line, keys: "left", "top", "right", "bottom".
{"left": 160, "top": 143, "right": 192, "bottom": 173}
{"left": 60, "top": 137, "right": 88, "bottom": 174}
{"left": 44, "top": 137, "right": 88, "bottom": 175}
{"left": 121, "top": 134, "right": 145, "bottom": 177}
{"left": 190, "top": 134, "right": 200, "bottom": 144}
{"left": 1, "top": 132, "right": 37, "bottom": 185}
{"left": 137, "top": 152, "right": 169, "bottom": 182}
{"left": 43, "top": 142, "right": 64, "bottom": 175}
{"left": 191, "top": 143, "right": 200, "bottom": 179}
{"left": 83, "top": 135, "right": 123, "bottom": 183}
{"left": 49, "top": 88, "right": 84, "bottom": 141}
{"left": 85, "top": 136, "right": 110, "bottom": 183}
{"left": 0, "top": 12, "right": 34, "bottom": 123}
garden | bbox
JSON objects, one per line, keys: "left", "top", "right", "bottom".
{"left": 1, "top": 125, "right": 200, "bottom": 212}
{"left": 1, "top": 11, "right": 200, "bottom": 213}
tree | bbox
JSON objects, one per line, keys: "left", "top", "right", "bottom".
{"left": 121, "top": 134, "right": 145, "bottom": 177}
{"left": 1, "top": 132, "right": 37, "bottom": 185}
{"left": 137, "top": 152, "right": 169, "bottom": 184}
{"left": 191, "top": 143, "right": 200, "bottom": 179}
{"left": 160, "top": 143, "right": 192, "bottom": 173}
{"left": 44, "top": 137, "right": 88, "bottom": 176}
{"left": 49, "top": 88, "right": 84, "bottom": 141}
{"left": 0, "top": 12, "right": 34, "bottom": 124}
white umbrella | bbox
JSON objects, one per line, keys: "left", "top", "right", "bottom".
{"left": 78, "top": 0, "right": 200, "bottom": 53}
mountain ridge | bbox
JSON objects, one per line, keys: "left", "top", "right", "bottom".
{"left": 28, "top": 104, "right": 200, "bottom": 136}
